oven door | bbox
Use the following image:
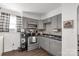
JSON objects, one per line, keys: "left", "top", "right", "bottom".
{"left": 28, "top": 36, "right": 37, "bottom": 45}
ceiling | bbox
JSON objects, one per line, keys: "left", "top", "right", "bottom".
{"left": 0, "top": 3, "right": 61, "bottom": 14}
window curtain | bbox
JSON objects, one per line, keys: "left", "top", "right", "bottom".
{"left": 16, "top": 16, "right": 22, "bottom": 32}
{"left": 0, "top": 12, "right": 10, "bottom": 32}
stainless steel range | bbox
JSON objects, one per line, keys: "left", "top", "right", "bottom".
{"left": 27, "top": 36, "right": 39, "bottom": 51}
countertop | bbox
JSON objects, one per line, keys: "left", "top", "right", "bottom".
{"left": 37, "top": 35, "right": 62, "bottom": 41}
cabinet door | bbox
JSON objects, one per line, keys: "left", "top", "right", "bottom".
{"left": 57, "top": 14, "right": 62, "bottom": 29}
{"left": 22, "top": 17, "right": 28, "bottom": 28}
{"left": 39, "top": 37, "right": 50, "bottom": 52}
{"left": 28, "top": 19, "right": 38, "bottom": 25}
{"left": 41, "top": 37, "right": 45, "bottom": 49}
{"left": 51, "top": 16, "right": 57, "bottom": 29}
{"left": 49, "top": 39, "right": 61, "bottom": 56}
{"left": 38, "top": 20, "right": 44, "bottom": 29}
{"left": 44, "top": 38, "right": 50, "bottom": 52}
{"left": 39, "top": 37, "right": 44, "bottom": 48}
{"left": 43, "top": 18, "right": 51, "bottom": 24}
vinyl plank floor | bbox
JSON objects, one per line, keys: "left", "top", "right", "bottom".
{"left": 2, "top": 48, "right": 49, "bottom": 56}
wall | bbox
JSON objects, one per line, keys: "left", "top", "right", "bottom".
{"left": 0, "top": 8, "right": 21, "bottom": 52}
{"left": 62, "top": 3, "right": 78, "bottom": 56}
{"left": 0, "top": 32, "right": 20, "bottom": 52}
{"left": 0, "top": 36, "right": 3, "bottom": 55}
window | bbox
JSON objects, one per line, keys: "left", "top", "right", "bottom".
{"left": 0, "top": 12, "right": 22, "bottom": 32}
{"left": 9, "top": 15, "right": 17, "bottom": 32}
{"left": 16, "top": 16, "right": 22, "bottom": 32}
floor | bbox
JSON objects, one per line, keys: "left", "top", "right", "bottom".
{"left": 2, "top": 48, "right": 49, "bottom": 56}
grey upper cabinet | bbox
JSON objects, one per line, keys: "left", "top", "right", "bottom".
{"left": 22, "top": 17, "right": 28, "bottom": 29}
{"left": 27, "top": 18, "right": 38, "bottom": 25}
{"left": 43, "top": 18, "right": 51, "bottom": 24}
{"left": 51, "top": 15, "right": 58, "bottom": 29}
{"left": 57, "top": 14, "right": 62, "bottom": 29}
{"left": 37, "top": 20, "right": 45, "bottom": 30}
{"left": 51, "top": 14, "right": 62, "bottom": 29}
{"left": 22, "top": 17, "right": 38, "bottom": 29}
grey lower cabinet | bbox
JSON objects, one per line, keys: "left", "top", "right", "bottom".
{"left": 49, "top": 39, "right": 62, "bottom": 56}
{"left": 38, "top": 36, "right": 61, "bottom": 56}
{"left": 39, "top": 37, "right": 45, "bottom": 49}
{"left": 41, "top": 37, "right": 50, "bottom": 52}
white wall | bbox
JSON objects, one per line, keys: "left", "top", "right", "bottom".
{"left": 0, "top": 32, "right": 20, "bottom": 52}
{"left": 0, "top": 36, "right": 3, "bottom": 55}
{"left": 0, "top": 8, "right": 21, "bottom": 52}
{"left": 62, "top": 3, "right": 78, "bottom": 56}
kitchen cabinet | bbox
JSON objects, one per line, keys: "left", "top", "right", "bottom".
{"left": 49, "top": 39, "right": 62, "bottom": 56}
{"left": 37, "top": 20, "right": 45, "bottom": 30}
{"left": 51, "top": 16, "right": 58, "bottom": 29}
{"left": 39, "top": 37, "right": 50, "bottom": 52}
{"left": 39, "top": 37, "right": 45, "bottom": 48}
{"left": 22, "top": 17, "right": 28, "bottom": 29}
{"left": 39, "top": 36, "right": 61, "bottom": 56}
{"left": 51, "top": 14, "right": 62, "bottom": 29}
{"left": 27, "top": 18, "right": 38, "bottom": 25}
{"left": 22, "top": 17, "right": 38, "bottom": 29}
{"left": 43, "top": 18, "right": 51, "bottom": 24}
{"left": 57, "top": 14, "right": 62, "bottom": 29}
{"left": 43, "top": 37, "right": 50, "bottom": 52}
